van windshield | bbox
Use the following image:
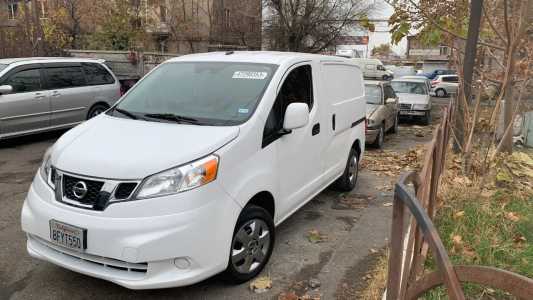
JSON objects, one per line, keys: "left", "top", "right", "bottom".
{"left": 114, "top": 62, "right": 278, "bottom": 126}
{"left": 364, "top": 85, "right": 382, "bottom": 104}
{"left": 391, "top": 81, "right": 428, "bottom": 95}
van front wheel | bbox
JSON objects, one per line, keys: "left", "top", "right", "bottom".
{"left": 224, "top": 205, "right": 275, "bottom": 284}
{"left": 334, "top": 148, "right": 359, "bottom": 192}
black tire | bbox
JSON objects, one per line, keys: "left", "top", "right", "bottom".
{"left": 435, "top": 88, "right": 446, "bottom": 98}
{"left": 372, "top": 125, "right": 384, "bottom": 149}
{"left": 382, "top": 75, "right": 390, "bottom": 81}
{"left": 223, "top": 205, "right": 275, "bottom": 284}
{"left": 334, "top": 147, "right": 359, "bottom": 192}
{"left": 87, "top": 103, "right": 109, "bottom": 119}
{"left": 422, "top": 111, "right": 431, "bottom": 125}
{"left": 389, "top": 114, "right": 399, "bottom": 134}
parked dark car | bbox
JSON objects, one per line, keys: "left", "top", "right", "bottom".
{"left": 423, "top": 69, "right": 456, "bottom": 80}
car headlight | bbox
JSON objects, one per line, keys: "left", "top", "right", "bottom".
{"left": 413, "top": 104, "right": 430, "bottom": 110}
{"left": 40, "top": 148, "right": 55, "bottom": 189}
{"left": 135, "top": 154, "right": 219, "bottom": 199}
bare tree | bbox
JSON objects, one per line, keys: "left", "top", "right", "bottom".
{"left": 263, "top": 0, "right": 374, "bottom": 52}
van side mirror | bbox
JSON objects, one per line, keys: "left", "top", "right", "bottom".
{"left": 0, "top": 85, "right": 13, "bottom": 95}
{"left": 385, "top": 98, "right": 397, "bottom": 104}
{"left": 283, "top": 103, "right": 309, "bottom": 131}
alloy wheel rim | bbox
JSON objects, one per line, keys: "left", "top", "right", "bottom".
{"left": 91, "top": 109, "right": 104, "bottom": 118}
{"left": 348, "top": 154, "right": 358, "bottom": 183}
{"left": 231, "top": 219, "right": 270, "bottom": 274}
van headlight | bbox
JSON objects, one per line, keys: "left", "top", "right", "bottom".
{"left": 40, "top": 148, "right": 54, "bottom": 189}
{"left": 135, "top": 155, "right": 219, "bottom": 199}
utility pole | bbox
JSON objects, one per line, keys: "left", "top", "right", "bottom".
{"left": 454, "top": 0, "right": 483, "bottom": 152}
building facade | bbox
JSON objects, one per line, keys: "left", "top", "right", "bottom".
{"left": 1, "top": 0, "right": 262, "bottom": 57}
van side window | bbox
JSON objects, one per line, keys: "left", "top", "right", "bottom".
{"left": 262, "top": 64, "right": 313, "bottom": 148}
{"left": 4, "top": 69, "right": 42, "bottom": 93}
{"left": 82, "top": 63, "right": 115, "bottom": 85}
{"left": 45, "top": 67, "right": 86, "bottom": 89}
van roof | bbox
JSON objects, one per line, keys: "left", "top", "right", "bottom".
{"left": 167, "top": 51, "right": 347, "bottom": 65}
{"left": 0, "top": 57, "right": 105, "bottom": 65}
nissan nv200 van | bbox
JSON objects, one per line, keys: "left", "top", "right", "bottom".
{"left": 0, "top": 57, "right": 121, "bottom": 140}
{"left": 21, "top": 52, "right": 366, "bottom": 289}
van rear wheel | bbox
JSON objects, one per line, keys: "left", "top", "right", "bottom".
{"left": 334, "top": 148, "right": 359, "bottom": 192}
{"left": 223, "top": 205, "right": 275, "bottom": 284}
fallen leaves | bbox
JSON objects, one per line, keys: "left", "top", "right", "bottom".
{"left": 307, "top": 229, "right": 328, "bottom": 243}
{"left": 360, "top": 145, "right": 425, "bottom": 177}
{"left": 505, "top": 212, "right": 520, "bottom": 222}
{"left": 454, "top": 211, "right": 465, "bottom": 218}
{"left": 278, "top": 291, "right": 321, "bottom": 300}
{"left": 250, "top": 276, "right": 272, "bottom": 293}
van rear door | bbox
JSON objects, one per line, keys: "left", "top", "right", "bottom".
{"left": 320, "top": 62, "right": 365, "bottom": 180}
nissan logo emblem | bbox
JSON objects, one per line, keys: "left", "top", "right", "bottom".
{"left": 72, "top": 181, "right": 88, "bottom": 199}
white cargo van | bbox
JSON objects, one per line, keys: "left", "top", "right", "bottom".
{"left": 352, "top": 58, "right": 393, "bottom": 80}
{"left": 21, "top": 52, "right": 366, "bottom": 289}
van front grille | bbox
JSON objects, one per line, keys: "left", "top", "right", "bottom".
{"left": 114, "top": 183, "right": 138, "bottom": 199}
{"left": 63, "top": 175, "right": 104, "bottom": 204}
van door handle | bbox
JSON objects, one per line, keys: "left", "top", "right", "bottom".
{"left": 332, "top": 114, "right": 336, "bottom": 131}
{"left": 312, "top": 123, "right": 320, "bottom": 136}
{"left": 34, "top": 92, "right": 46, "bottom": 99}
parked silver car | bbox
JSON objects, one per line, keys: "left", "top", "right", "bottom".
{"left": 365, "top": 81, "right": 399, "bottom": 148}
{"left": 0, "top": 57, "right": 121, "bottom": 140}
{"left": 431, "top": 74, "right": 459, "bottom": 97}
{"left": 391, "top": 78, "right": 432, "bottom": 125}
{"left": 400, "top": 75, "right": 432, "bottom": 94}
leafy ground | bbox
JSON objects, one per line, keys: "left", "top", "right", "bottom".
{"left": 357, "top": 147, "right": 533, "bottom": 300}
{"left": 422, "top": 148, "right": 533, "bottom": 299}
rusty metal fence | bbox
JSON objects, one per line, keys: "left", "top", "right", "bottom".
{"left": 386, "top": 101, "right": 533, "bottom": 299}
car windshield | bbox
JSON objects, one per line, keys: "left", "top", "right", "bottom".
{"left": 0, "top": 64, "right": 7, "bottom": 73}
{"left": 391, "top": 81, "right": 427, "bottom": 95}
{"left": 114, "top": 62, "right": 278, "bottom": 126}
{"left": 365, "top": 85, "right": 382, "bottom": 104}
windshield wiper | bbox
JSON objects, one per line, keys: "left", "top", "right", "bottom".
{"left": 144, "top": 113, "right": 201, "bottom": 124}
{"left": 114, "top": 107, "right": 139, "bottom": 120}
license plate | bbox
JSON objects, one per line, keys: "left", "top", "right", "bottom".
{"left": 49, "top": 220, "right": 86, "bottom": 251}
{"left": 400, "top": 110, "right": 424, "bottom": 116}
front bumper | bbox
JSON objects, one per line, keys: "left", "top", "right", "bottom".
{"left": 399, "top": 110, "right": 428, "bottom": 117}
{"left": 21, "top": 173, "right": 241, "bottom": 289}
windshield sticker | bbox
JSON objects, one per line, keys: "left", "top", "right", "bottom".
{"left": 238, "top": 108, "right": 249, "bottom": 114}
{"left": 232, "top": 71, "right": 268, "bottom": 80}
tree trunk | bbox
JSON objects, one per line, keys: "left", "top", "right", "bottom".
{"left": 454, "top": 0, "right": 483, "bottom": 153}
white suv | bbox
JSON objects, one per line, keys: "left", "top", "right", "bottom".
{"left": 21, "top": 52, "right": 366, "bottom": 289}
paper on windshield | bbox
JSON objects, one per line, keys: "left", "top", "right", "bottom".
{"left": 232, "top": 71, "right": 268, "bottom": 80}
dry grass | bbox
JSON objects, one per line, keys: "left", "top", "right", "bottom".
{"left": 357, "top": 249, "right": 389, "bottom": 300}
